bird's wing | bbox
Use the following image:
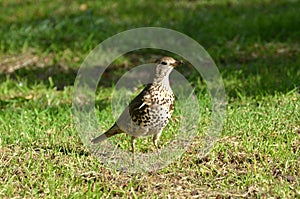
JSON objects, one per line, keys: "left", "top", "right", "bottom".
{"left": 128, "top": 84, "right": 152, "bottom": 118}
{"left": 128, "top": 84, "right": 151, "bottom": 109}
{"left": 114, "top": 84, "right": 153, "bottom": 127}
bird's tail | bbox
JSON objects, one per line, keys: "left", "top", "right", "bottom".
{"left": 91, "top": 124, "right": 122, "bottom": 144}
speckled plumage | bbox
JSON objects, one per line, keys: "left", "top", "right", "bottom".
{"left": 91, "top": 57, "right": 181, "bottom": 154}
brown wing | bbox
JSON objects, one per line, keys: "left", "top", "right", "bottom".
{"left": 128, "top": 84, "right": 152, "bottom": 126}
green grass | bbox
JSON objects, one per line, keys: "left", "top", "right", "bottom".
{"left": 0, "top": 0, "right": 299, "bottom": 198}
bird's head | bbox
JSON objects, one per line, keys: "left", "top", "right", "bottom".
{"left": 154, "top": 57, "right": 183, "bottom": 81}
{"left": 155, "top": 57, "right": 183, "bottom": 68}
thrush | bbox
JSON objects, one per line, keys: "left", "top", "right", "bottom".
{"left": 91, "top": 57, "right": 182, "bottom": 155}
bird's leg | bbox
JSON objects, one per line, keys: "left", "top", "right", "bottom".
{"left": 153, "top": 131, "right": 162, "bottom": 150}
{"left": 131, "top": 136, "right": 136, "bottom": 164}
{"left": 153, "top": 132, "right": 163, "bottom": 160}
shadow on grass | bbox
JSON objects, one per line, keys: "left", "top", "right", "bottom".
{"left": 0, "top": 0, "right": 299, "bottom": 97}
{"left": 0, "top": 49, "right": 298, "bottom": 99}
{"left": 1, "top": 0, "right": 299, "bottom": 50}
{"left": 220, "top": 52, "right": 300, "bottom": 98}
{"left": 0, "top": 63, "right": 77, "bottom": 90}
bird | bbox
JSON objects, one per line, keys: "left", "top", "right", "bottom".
{"left": 91, "top": 57, "right": 182, "bottom": 157}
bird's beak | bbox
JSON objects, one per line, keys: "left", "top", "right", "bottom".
{"left": 172, "top": 60, "right": 184, "bottom": 67}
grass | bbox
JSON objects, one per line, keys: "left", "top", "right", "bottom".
{"left": 0, "top": 0, "right": 299, "bottom": 198}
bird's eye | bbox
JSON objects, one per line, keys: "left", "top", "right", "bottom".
{"left": 161, "top": 61, "right": 167, "bottom": 65}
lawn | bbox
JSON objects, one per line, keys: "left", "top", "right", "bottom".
{"left": 0, "top": 0, "right": 299, "bottom": 198}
